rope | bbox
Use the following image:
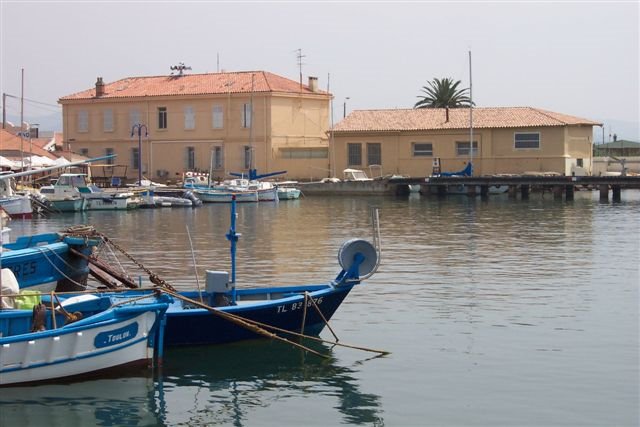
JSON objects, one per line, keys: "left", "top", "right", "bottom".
{"left": 157, "top": 288, "right": 389, "bottom": 357}
{"left": 95, "top": 232, "right": 177, "bottom": 292}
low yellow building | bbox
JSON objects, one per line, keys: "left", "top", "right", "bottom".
{"left": 331, "top": 107, "right": 602, "bottom": 177}
{"left": 59, "top": 71, "right": 332, "bottom": 183}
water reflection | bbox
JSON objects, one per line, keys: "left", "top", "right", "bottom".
{"left": 157, "top": 340, "right": 384, "bottom": 426}
{"left": 0, "top": 374, "right": 160, "bottom": 427}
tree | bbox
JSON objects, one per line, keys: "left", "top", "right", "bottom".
{"left": 414, "top": 77, "right": 473, "bottom": 109}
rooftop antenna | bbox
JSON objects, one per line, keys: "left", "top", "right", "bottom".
{"left": 295, "top": 48, "right": 306, "bottom": 91}
{"left": 170, "top": 62, "right": 192, "bottom": 76}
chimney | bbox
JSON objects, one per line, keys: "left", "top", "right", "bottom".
{"left": 445, "top": 106, "right": 450, "bottom": 122}
{"left": 95, "top": 77, "right": 105, "bottom": 97}
{"left": 308, "top": 76, "right": 318, "bottom": 92}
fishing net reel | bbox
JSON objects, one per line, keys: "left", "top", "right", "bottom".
{"left": 336, "top": 238, "right": 379, "bottom": 283}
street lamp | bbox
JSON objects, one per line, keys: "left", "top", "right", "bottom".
{"left": 131, "top": 123, "right": 148, "bottom": 185}
{"left": 343, "top": 97, "right": 350, "bottom": 118}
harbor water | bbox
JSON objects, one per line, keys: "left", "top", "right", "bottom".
{"left": 1, "top": 190, "right": 638, "bottom": 426}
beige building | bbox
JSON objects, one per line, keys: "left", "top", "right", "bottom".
{"left": 331, "top": 107, "right": 602, "bottom": 177}
{"left": 58, "top": 71, "right": 332, "bottom": 183}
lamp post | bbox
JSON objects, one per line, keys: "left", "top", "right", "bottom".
{"left": 343, "top": 97, "right": 350, "bottom": 118}
{"left": 131, "top": 123, "right": 148, "bottom": 185}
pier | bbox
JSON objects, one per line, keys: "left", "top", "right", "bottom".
{"left": 394, "top": 175, "right": 640, "bottom": 201}
{"left": 300, "top": 175, "right": 640, "bottom": 202}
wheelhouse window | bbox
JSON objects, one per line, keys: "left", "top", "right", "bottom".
{"left": 77, "top": 110, "right": 89, "bottom": 132}
{"left": 514, "top": 132, "right": 540, "bottom": 149}
{"left": 103, "top": 109, "right": 114, "bottom": 132}
{"left": 241, "top": 103, "right": 252, "bottom": 129}
{"left": 412, "top": 143, "right": 433, "bottom": 157}
{"left": 186, "top": 146, "right": 195, "bottom": 170}
{"left": 184, "top": 106, "right": 195, "bottom": 130}
{"left": 347, "top": 143, "right": 362, "bottom": 166}
{"left": 212, "top": 105, "right": 223, "bottom": 129}
{"left": 456, "top": 141, "right": 479, "bottom": 156}
{"left": 367, "top": 143, "right": 381, "bottom": 166}
{"left": 158, "top": 107, "right": 168, "bottom": 130}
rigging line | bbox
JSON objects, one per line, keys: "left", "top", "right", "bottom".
{"left": 3, "top": 93, "right": 61, "bottom": 108}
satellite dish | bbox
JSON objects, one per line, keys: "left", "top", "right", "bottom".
{"left": 338, "top": 239, "right": 378, "bottom": 277}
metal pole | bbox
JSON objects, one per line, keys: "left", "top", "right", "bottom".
{"left": 20, "top": 69, "right": 24, "bottom": 173}
{"left": 138, "top": 127, "right": 142, "bottom": 184}
{"left": 469, "top": 50, "right": 474, "bottom": 174}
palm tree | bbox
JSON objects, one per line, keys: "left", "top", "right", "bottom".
{"left": 414, "top": 77, "right": 473, "bottom": 109}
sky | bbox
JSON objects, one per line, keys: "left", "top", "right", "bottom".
{"left": 1, "top": 1, "right": 638, "bottom": 141}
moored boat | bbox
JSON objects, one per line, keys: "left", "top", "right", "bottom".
{"left": 39, "top": 174, "right": 141, "bottom": 211}
{"left": 1, "top": 226, "right": 102, "bottom": 292}
{"left": 0, "top": 290, "right": 170, "bottom": 386}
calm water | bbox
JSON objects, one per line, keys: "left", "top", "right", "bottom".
{"left": 1, "top": 191, "right": 638, "bottom": 427}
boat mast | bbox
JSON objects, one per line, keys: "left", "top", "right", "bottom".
{"left": 468, "top": 50, "right": 474, "bottom": 174}
{"left": 248, "top": 73, "right": 255, "bottom": 179}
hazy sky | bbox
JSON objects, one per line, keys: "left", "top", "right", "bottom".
{"left": 1, "top": 1, "right": 638, "bottom": 139}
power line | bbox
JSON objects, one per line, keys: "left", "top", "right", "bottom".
{"left": 3, "top": 93, "right": 61, "bottom": 108}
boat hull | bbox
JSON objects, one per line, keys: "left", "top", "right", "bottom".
{"left": 194, "top": 190, "right": 259, "bottom": 203}
{"left": 49, "top": 198, "right": 86, "bottom": 212}
{"left": 163, "top": 284, "right": 354, "bottom": 346}
{"left": 0, "top": 196, "right": 32, "bottom": 218}
{"left": 0, "top": 308, "right": 164, "bottom": 386}
{"left": 277, "top": 188, "right": 301, "bottom": 200}
{"left": 1, "top": 233, "right": 101, "bottom": 292}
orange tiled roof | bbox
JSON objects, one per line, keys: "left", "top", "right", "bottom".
{"left": 59, "top": 71, "right": 327, "bottom": 101}
{"left": 332, "top": 107, "right": 601, "bottom": 132}
{"left": 0, "top": 129, "right": 57, "bottom": 159}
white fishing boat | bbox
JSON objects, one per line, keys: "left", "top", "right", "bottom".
{"left": 0, "top": 289, "right": 171, "bottom": 386}
{"left": 276, "top": 181, "right": 301, "bottom": 200}
{"left": 39, "top": 174, "right": 141, "bottom": 211}
{"left": 0, "top": 175, "right": 33, "bottom": 218}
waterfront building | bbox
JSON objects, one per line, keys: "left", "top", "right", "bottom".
{"left": 331, "top": 107, "right": 602, "bottom": 177}
{"left": 58, "top": 71, "right": 332, "bottom": 183}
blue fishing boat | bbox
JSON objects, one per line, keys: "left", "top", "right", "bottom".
{"left": 49, "top": 198, "right": 380, "bottom": 348}
{"left": 0, "top": 292, "right": 171, "bottom": 386}
{"left": 1, "top": 227, "right": 102, "bottom": 293}
{"left": 162, "top": 196, "right": 379, "bottom": 346}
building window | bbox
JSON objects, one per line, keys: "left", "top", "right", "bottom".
{"left": 412, "top": 143, "right": 433, "bottom": 157}
{"left": 77, "top": 110, "right": 89, "bottom": 132}
{"left": 241, "top": 103, "right": 252, "bottom": 129}
{"left": 456, "top": 141, "right": 479, "bottom": 156}
{"left": 367, "top": 143, "right": 381, "bottom": 166}
{"left": 131, "top": 147, "right": 139, "bottom": 169}
{"left": 213, "top": 146, "right": 224, "bottom": 169}
{"left": 244, "top": 146, "right": 252, "bottom": 169}
{"left": 129, "top": 109, "right": 141, "bottom": 130}
{"left": 79, "top": 148, "right": 89, "bottom": 157}
{"left": 103, "top": 109, "right": 114, "bottom": 132}
{"left": 184, "top": 106, "right": 195, "bottom": 130}
{"left": 279, "top": 148, "right": 329, "bottom": 159}
{"left": 212, "top": 105, "right": 223, "bottom": 129}
{"left": 186, "top": 146, "right": 195, "bottom": 170}
{"left": 347, "top": 143, "right": 362, "bottom": 166}
{"left": 158, "top": 107, "right": 168, "bottom": 129}
{"left": 514, "top": 132, "right": 540, "bottom": 149}
{"left": 105, "top": 148, "right": 114, "bottom": 165}
{"left": 577, "top": 158, "right": 584, "bottom": 167}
